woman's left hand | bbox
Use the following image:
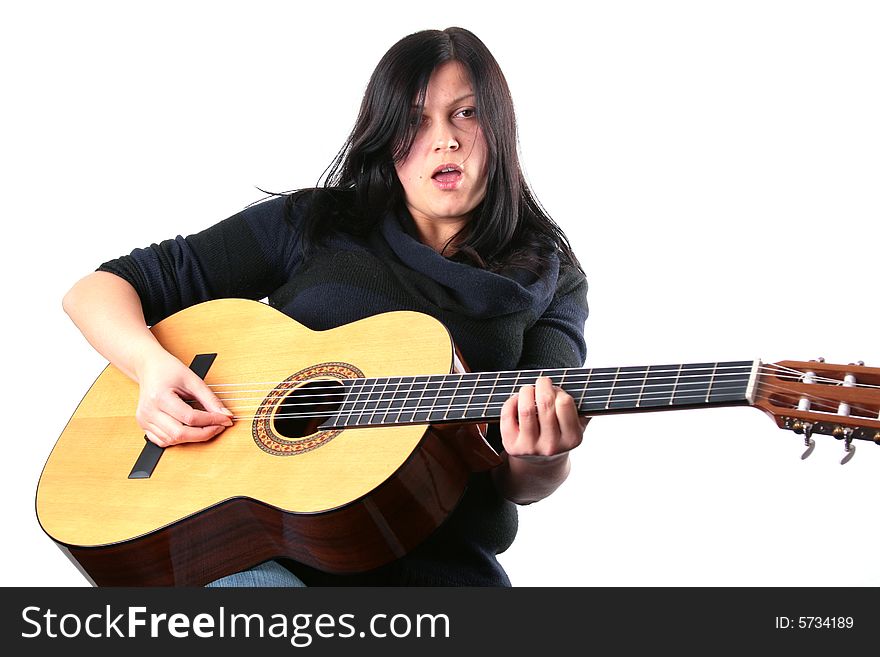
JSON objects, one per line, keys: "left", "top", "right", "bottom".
{"left": 500, "top": 376, "right": 589, "bottom": 460}
{"left": 494, "top": 376, "right": 589, "bottom": 504}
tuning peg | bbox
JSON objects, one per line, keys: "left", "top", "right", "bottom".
{"left": 810, "top": 357, "right": 826, "bottom": 363}
{"left": 833, "top": 426, "right": 856, "bottom": 465}
{"left": 841, "top": 441, "right": 856, "bottom": 465}
{"left": 799, "top": 422, "right": 815, "bottom": 460}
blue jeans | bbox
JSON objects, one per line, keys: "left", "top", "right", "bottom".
{"left": 205, "top": 560, "right": 307, "bottom": 587}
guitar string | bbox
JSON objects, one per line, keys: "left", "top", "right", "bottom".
{"left": 202, "top": 365, "right": 878, "bottom": 408}
{"left": 228, "top": 396, "right": 880, "bottom": 425}
{"left": 199, "top": 362, "right": 880, "bottom": 396}
{"left": 214, "top": 377, "right": 755, "bottom": 409}
{"left": 242, "top": 384, "right": 877, "bottom": 420}
{"left": 204, "top": 377, "right": 880, "bottom": 425}
{"left": 208, "top": 367, "right": 759, "bottom": 399}
{"left": 201, "top": 363, "right": 759, "bottom": 396}
{"left": 188, "top": 366, "right": 880, "bottom": 422}
{"left": 198, "top": 362, "right": 760, "bottom": 388}
{"left": 207, "top": 369, "right": 758, "bottom": 408}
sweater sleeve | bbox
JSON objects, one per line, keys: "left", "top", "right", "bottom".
{"left": 97, "top": 195, "right": 301, "bottom": 325}
{"left": 517, "top": 262, "right": 589, "bottom": 372}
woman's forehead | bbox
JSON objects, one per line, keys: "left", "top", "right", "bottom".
{"left": 421, "top": 61, "right": 475, "bottom": 106}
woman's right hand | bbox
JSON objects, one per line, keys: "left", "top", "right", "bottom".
{"left": 135, "top": 349, "right": 234, "bottom": 447}
{"left": 62, "top": 272, "right": 236, "bottom": 448}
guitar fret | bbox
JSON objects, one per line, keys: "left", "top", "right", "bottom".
{"left": 673, "top": 363, "right": 715, "bottom": 407}
{"left": 338, "top": 379, "right": 361, "bottom": 426}
{"left": 607, "top": 366, "right": 647, "bottom": 410}
{"left": 669, "top": 364, "right": 683, "bottom": 406}
{"left": 705, "top": 363, "right": 718, "bottom": 403}
{"left": 462, "top": 373, "right": 478, "bottom": 419}
{"left": 485, "top": 371, "right": 502, "bottom": 419}
{"left": 486, "top": 371, "right": 518, "bottom": 420}
{"left": 440, "top": 376, "right": 456, "bottom": 421}
{"left": 351, "top": 378, "right": 376, "bottom": 426}
{"left": 413, "top": 377, "right": 442, "bottom": 423}
{"left": 430, "top": 376, "right": 461, "bottom": 423}
{"left": 366, "top": 378, "right": 390, "bottom": 425}
{"left": 394, "top": 377, "right": 415, "bottom": 424}
{"left": 580, "top": 367, "right": 616, "bottom": 413}
{"left": 377, "top": 377, "right": 401, "bottom": 425}
{"left": 556, "top": 369, "right": 573, "bottom": 406}
{"left": 708, "top": 361, "right": 755, "bottom": 403}
{"left": 517, "top": 370, "right": 543, "bottom": 395}
{"left": 577, "top": 369, "right": 591, "bottom": 409}
{"left": 605, "top": 367, "right": 621, "bottom": 410}
{"left": 640, "top": 364, "right": 678, "bottom": 408}
{"left": 510, "top": 371, "right": 523, "bottom": 395}
{"left": 466, "top": 372, "right": 492, "bottom": 419}
{"left": 397, "top": 376, "right": 427, "bottom": 424}
{"left": 636, "top": 368, "right": 648, "bottom": 408}
{"left": 448, "top": 374, "right": 468, "bottom": 421}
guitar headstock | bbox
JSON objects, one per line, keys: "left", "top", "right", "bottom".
{"left": 753, "top": 359, "right": 880, "bottom": 462}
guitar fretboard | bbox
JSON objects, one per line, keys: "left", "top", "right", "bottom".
{"left": 321, "top": 360, "right": 759, "bottom": 429}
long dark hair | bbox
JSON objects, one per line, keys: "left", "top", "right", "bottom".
{"left": 285, "top": 27, "right": 581, "bottom": 274}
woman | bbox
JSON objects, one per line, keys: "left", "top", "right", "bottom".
{"left": 62, "top": 27, "right": 589, "bottom": 586}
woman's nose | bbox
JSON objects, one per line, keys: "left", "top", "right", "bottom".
{"left": 433, "top": 125, "right": 459, "bottom": 151}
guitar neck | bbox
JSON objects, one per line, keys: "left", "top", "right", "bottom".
{"left": 322, "top": 360, "right": 761, "bottom": 429}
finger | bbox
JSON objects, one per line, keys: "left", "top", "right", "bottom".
{"left": 555, "top": 389, "right": 584, "bottom": 450}
{"left": 516, "top": 383, "right": 539, "bottom": 444}
{"left": 500, "top": 393, "right": 520, "bottom": 447}
{"left": 147, "top": 411, "right": 226, "bottom": 446}
{"left": 187, "top": 376, "right": 235, "bottom": 419}
{"left": 159, "top": 391, "right": 233, "bottom": 428}
{"left": 534, "top": 377, "right": 561, "bottom": 451}
{"left": 144, "top": 428, "right": 168, "bottom": 449}
{"left": 182, "top": 370, "right": 233, "bottom": 424}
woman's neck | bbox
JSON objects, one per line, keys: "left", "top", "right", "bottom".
{"left": 408, "top": 212, "right": 469, "bottom": 255}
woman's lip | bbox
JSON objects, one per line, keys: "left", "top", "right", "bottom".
{"left": 431, "top": 170, "right": 462, "bottom": 190}
{"left": 432, "top": 163, "right": 463, "bottom": 176}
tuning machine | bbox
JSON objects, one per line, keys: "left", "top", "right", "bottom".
{"left": 833, "top": 426, "right": 857, "bottom": 465}
{"left": 791, "top": 420, "right": 815, "bottom": 460}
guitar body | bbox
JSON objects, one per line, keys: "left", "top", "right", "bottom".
{"left": 36, "top": 299, "right": 500, "bottom": 586}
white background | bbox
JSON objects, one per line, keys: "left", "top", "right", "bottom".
{"left": 2, "top": 0, "right": 878, "bottom": 587}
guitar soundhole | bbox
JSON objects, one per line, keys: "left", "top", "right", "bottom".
{"left": 273, "top": 379, "right": 346, "bottom": 439}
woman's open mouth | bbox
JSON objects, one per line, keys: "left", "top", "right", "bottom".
{"left": 431, "top": 164, "right": 463, "bottom": 190}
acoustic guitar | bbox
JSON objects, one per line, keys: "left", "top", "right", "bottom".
{"left": 35, "top": 298, "right": 880, "bottom": 586}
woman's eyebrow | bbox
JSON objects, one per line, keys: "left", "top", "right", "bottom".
{"left": 412, "top": 93, "right": 476, "bottom": 109}
{"left": 449, "top": 93, "right": 476, "bottom": 105}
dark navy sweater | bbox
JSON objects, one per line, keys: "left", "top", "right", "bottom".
{"left": 98, "top": 193, "right": 588, "bottom": 586}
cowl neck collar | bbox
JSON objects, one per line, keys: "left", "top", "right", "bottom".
{"left": 379, "top": 210, "right": 559, "bottom": 318}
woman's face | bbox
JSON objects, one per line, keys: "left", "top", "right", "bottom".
{"left": 394, "top": 60, "right": 489, "bottom": 231}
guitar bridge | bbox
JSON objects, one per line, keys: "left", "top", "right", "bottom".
{"left": 128, "top": 353, "right": 217, "bottom": 479}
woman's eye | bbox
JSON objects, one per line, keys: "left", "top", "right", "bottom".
{"left": 457, "top": 108, "right": 476, "bottom": 119}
